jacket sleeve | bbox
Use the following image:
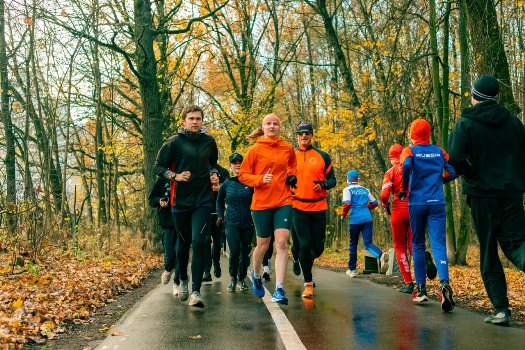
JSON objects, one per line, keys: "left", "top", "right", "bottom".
{"left": 380, "top": 169, "right": 393, "bottom": 208}
{"left": 238, "top": 147, "right": 264, "bottom": 188}
{"left": 287, "top": 145, "right": 297, "bottom": 176}
{"left": 209, "top": 138, "right": 219, "bottom": 170}
{"left": 148, "top": 179, "right": 162, "bottom": 208}
{"left": 321, "top": 151, "right": 337, "bottom": 189}
{"left": 442, "top": 149, "right": 458, "bottom": 184}
{"left": 400, "top": 148, "right": 413, "bottom": 192}
{"left": 448, "top": 120, "right": 472, "bottom": 176}
{"left": 216, "top": 182, "right": 227, "bottom": 218}
{"left": 153, "top": 136, "right": 177, "bottom": 178}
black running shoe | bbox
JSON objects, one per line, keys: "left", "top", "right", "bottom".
{"left": 425, "top": 251, "right": 437, "bottom": 280}
{"left": 292, "top": 259, "right": 301, "bottom": 276}
{"left": 398, "top": 282, "right": 414, "bottom": 294}
{"left": 412, "top": 284, "right": 429, "bottom": 303}
{"left": 202, "top": 271, "right": 212, "bottom": 282}
{"left": 214, "top": 264, "right": 222, "bottom": 278}
{"left": 484, "top": 309, "right": 510, "bottom": 326}
{"left": 440, "top": 281, "right": 455, "bottom": 312}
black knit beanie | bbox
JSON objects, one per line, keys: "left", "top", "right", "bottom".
{"left": 471, "top": 75, "right": 499, "bottom": 101}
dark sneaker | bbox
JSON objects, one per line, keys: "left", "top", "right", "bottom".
{"left": 188, "top": 291, "right": 204, "bottom": 308}
{"left": 202, "top": 271, "right": 212, "bottom": 282}
{"left": 484, "top": 309, "right": 510, "bottom": 326}
{"left": 227, "top": 279, "right": 236, "bottom": 292}
{"left": 398, "top": 282, "right": 414, "bottom": 294}
{"left": 179, "top": 280, "right": 189, "bottom": 301}
{"left": 238, "top": 279, "right": 249, "bottom": 291}
{"left": 440, "top": 282, "right": 455, "bottom": 312}
{"left": 251, "top": 270, "right": 265, "bottom": 298}
{"left": 425, "top": 251, "right": 437, "bottom": 280}
{"left": 214, "top": 264, "right": 222, "bottom": 278}
{"left": 292, "top": 259, "right": 301, "bottom": 276}
{"left": 262, "top": 266, "right": 271, "bottom": 281}
{"left": 412, "top": 284, "right": 429, "bottom": 303}
{"left": 272, "top": 287, "right": 288, "bottom": 305}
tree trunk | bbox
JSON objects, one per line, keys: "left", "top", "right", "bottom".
{"left": 0, "top": 0, "right": 16, "bottom": 230}
{"left": 465, "top": 0, "right": 520, "bottom": 114}
{"left": 134, "top": 0, "right": 163, "bottom": 252}
{"left": 455, "top": 0, "right": 472, "bottom": 266}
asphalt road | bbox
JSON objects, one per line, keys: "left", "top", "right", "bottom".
{"left": 95, "top": 256, "right": 525, "bottom": 350}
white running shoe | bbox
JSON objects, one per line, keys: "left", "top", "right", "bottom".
{"left": 345, "top": 269, "right": 357, "bottom": 278}
{"left": 161, "top": 270, "right": 173, "bottom": 285}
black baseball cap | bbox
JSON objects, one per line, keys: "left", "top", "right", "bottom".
{"left": 296, "top": 122, "right": 313, "bottom": 134}
{"left": 229, "top": 153, "right": 243, "bottom": 163}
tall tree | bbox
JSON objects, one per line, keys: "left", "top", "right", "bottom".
{"left": 465, "top": 0, "right": 520, "bottom": 113}
{"left": 0, "top": 0, "right": 16, "bottom": 230}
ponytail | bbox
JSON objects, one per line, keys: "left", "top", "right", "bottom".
{"left": 246, "top": 128, "right": 264, "bottom": 142}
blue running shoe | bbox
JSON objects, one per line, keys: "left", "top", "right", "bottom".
{"left": 272, "top": 287, "right": 288, "bottom": 305}
{"left": 251, "top": 270, "right": 265, "bottom": 298}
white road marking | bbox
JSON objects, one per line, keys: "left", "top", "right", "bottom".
{"left": 249, "top": 276, "right": 307, "bottom": 350}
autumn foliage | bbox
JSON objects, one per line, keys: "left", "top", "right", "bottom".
{"left": 0, "top": 240, "right": 161, "bottom": 345}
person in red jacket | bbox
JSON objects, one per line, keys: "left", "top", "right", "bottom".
{"left": 381, "top": 144, "right": 414, "bottom": 293}
{"left": 239, "top": 114, "right": 297, "bottom": 305}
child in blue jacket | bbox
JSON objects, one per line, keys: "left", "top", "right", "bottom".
{"left": 341, "top": 170, "right": 384, "bottom": 277}
{"left": 399, "top": 118, "right": 457, "bottom": 312}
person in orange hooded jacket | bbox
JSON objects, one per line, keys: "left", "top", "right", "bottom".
{"left": 238, "top": 114, "right": 297, "bottom": 305}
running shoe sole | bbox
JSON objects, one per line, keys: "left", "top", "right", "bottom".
{"left": 272, "top": 296, "right": 289, "bottom": 305}
{"left": 441, "top": 284, "right": 455, "bottom": 312}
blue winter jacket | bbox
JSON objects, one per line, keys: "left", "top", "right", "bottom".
{"left": 216, "top": 177, "right": 254, "bottom": 229}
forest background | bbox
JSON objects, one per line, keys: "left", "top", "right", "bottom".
{"left": 1, "top": 0, "right": 525, "bottom": 346}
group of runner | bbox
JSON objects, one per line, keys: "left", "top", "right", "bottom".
{"left": 148, "top": 74, "right": 525, "bottom": 326}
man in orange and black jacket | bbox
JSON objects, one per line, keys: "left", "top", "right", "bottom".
{"left": 291, "top": 122, "right": 336, "bottom": 299}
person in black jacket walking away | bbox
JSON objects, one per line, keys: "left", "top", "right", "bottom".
{"left": 216, "top": 153, "right": 255, "bottom": 292}
{"left": 148, "top": 176, "right": 179, "bottom": 296}
{"left": 449, "top": 75, "right": 525, "bottom": 326}
{"left": 153, "top": 104, "right": 219, "bottom": 308}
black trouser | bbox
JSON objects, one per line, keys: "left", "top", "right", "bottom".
{"left": 172, "top": 206, "right": 211, "bottom": 293}
{"left": 162, "top": 227, "right": 179, "bottom": 284}
{"left": 226, "top": 226, "right": 254, "bottom": 280}
{"left": 204, "top": 213, "right": 222, "bottom": 275}
{"left": 470, "top": 196, "right": 525, "bottom": 310}
{"left": 291, "top": 225, "right": 300, "bottom": 262}
{"left": 262, "top": 233, "right": 275, "bottom": 267}
{"left": 292, "top": 209, "right": 327, "bottom": 283}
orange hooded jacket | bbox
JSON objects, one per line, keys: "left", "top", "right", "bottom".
{"left": 238, "top": 136, "right": 297, "bottom": 210}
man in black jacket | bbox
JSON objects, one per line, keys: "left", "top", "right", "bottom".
{"left": 449, "top": 75, "right": 525, "bottom": 326}
{"left": 148, "top": 176, "right": 179, "bottom": 295}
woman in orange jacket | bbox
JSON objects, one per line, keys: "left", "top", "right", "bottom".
{"left": 238, "top": 114, "right": 297, "bottom": 305}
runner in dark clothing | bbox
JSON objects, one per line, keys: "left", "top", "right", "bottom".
{"left": 449, "top": 75, "right": 525, "bottom": 325}
{"left": 216, "top": 153, "right": 255, "bottom": 292}
{"left": 148, "top": 176, "right": 179, "bottom": 296}
{"left": 153, "top": 104, "right": 218, "bottom": 308}
{"left": 203, "top": 164, "right": 229, "bottom": 282}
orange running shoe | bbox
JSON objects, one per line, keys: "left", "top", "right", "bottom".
{"left": 302, "top": 282, "right": 314, "bottom": 299}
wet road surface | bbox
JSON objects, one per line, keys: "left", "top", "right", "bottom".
{"left": 96, "top": 256, "right": 525, "bottom": 349}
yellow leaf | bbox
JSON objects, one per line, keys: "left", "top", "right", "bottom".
{"left": 24, "top": 16, "right": 33, "bottom": 26}
{"left": 189, "top": 335, "right": 202, "bottom": 340}
{"left": 111, "top": 330, "right": 124, "bottom": 336}
{"left": 12, "top": 298, "right": 23, "bottom": 309}
{"left": 518, "top": 1, "right": 524, "bottom": 7}
{"left": 464, "top": 91, "right": 470, "bottom": 97}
